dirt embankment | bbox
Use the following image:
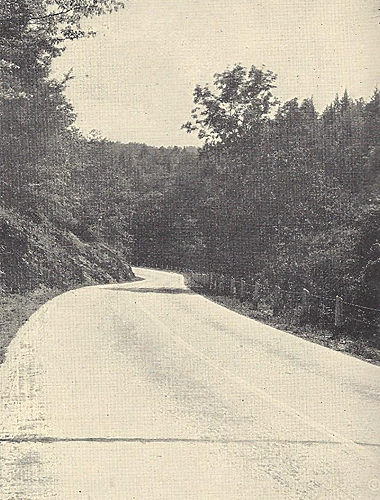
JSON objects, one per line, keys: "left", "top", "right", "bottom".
{"left": 0, "top": 207, "right": 134, "bottom": 364}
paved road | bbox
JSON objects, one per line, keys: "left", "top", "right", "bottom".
{"left": 1, "top": 268, "right": 379, "bottom": 499}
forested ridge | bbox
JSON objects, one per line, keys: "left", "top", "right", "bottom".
{"left": 1, "top": 1, "right": 379, "bottom": 358}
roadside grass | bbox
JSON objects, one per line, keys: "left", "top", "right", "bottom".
{"left": 184, "top": 274, "right": 380, "bottom": 366}
{"left": 0, "top": 275, "right": 143, "bottom": 365}
{"left": 0, "top": 286, "right": 63, "bottom": 364}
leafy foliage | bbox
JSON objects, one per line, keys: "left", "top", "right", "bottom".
{"left": 175, "top": 66, "right": 379, "bottom": 336}
{"left": 182, "top": 64, "right": 278, "bottom": 147}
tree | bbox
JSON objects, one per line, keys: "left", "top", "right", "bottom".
{"left": 182, "top": 64, "right": 279, "bottom": 147}
{"left": 0, "top": 0, "right": 124, "bottom": 208}
{"left": 1, "top": 0, "right": 124, "bottom": 103}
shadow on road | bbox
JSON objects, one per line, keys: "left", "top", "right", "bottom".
{"left": 102, "top": 287, "right": 194, "bottom": 294}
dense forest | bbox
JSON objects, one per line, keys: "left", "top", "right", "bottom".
{"left": 134, "top": 66, "right": 380, "bottom": 339}
{"left": 1, "top": 0, "right": 379, "bottom": 352}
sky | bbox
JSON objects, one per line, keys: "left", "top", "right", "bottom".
{"left": 52, "top": 0, "right": 380, "bottom": 147}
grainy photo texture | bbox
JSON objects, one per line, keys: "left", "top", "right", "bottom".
{"left": 0, "top": 0, "right": 380, "bottom": 498}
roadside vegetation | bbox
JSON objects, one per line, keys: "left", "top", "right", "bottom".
{"left": 0, "top": 286, "right": 61, "bottom": 364}
{"left": 0, "top": 0, "right": 133, "bottom": 359}
{"left": 184, "top": 273, "right": 380, "bottom": 365}
{"left": 134, "top": 68, "right": 379, "bottom": 359}
{"left": 1, "top": 2, "right": 378, "bottom": 362}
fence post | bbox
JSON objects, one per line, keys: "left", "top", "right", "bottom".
{"left": 335, "top": 296, "right": 343, "bottom": 328}
{"left": 209, "top": 272, "right": 214, "bottom": 291}
{"left": 273, "top": 285, "right": 282, "bottom": 315}
{"left": 218, "top": 275, "right": 224, "bottom": 295}
{"left": 239, "top": 278, "right": 246, "bottom": 302}
{"left": 302, "top": 288, "right": 310, "bottom": 317}
{"left": 301, "top": 288, "right": 310, "bottom": 306}
{"left": 252, "top": 281, "right": 260, "bottom": 309}
{"left": 230, "top": 277, "right": 236, "bottom": 296}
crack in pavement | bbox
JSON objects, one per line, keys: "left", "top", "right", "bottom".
{"left": 1, "top": 436, "right": 379, "bottom": 447}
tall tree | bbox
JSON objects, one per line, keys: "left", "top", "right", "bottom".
{"left": 182, "top": 64, "right": 278, "bottom": 148}
{"left": 0, "top": 0, "right": 124, "bottom": 208}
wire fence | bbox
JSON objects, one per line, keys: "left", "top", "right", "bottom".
{"left": 175, "top": 268, "right": 380, "bottom": 334}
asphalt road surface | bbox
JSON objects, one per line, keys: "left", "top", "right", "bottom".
{"left": 1, "top": 268, "right": 379, "bottom": 499}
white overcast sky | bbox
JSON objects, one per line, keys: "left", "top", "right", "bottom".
{"left": 52, "top": 0, "right": 380, "bottom": 147}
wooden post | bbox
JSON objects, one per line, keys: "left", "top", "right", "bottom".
{"left": 239, "top": 278, "right": 246, "bottom": 302}
{"left": 209, "top": 272, "right": 214, "bottom": 290}
{"left": 255, "top": 281, "right": 260, "bottom": 297}
{"left": 302, "top": 288, "right": 310, "bottom": 312}
{"left": 273, "top": 285, "right": 282, "bottom": 315}
{"left": 301, "top": 288, "right": 310, "bottom": 319}
{"left": 252, "top": 281, "right": 260, "bottom": 309}
{"left": 230, "top": 277, "right": 236, "bottom": 296}
{"left": 335, "top": 296, "right": 343, "bottom": 328}
{"left": 218, "top": 275, "right": 224, "bottom": 295}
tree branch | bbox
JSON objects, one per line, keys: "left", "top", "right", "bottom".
{"left": 1, "top": 8, "right": 73, "bottom": 23}
{"left": 30, "top": 8, "right": 74, "bottom": 21}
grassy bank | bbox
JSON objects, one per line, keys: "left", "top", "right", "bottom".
{"left": 184, "top": 274, "right": 380, "bottom": 366}
{"left": 0, "top": 286, "right": 64, "bottom": 364}
{"left": 0, "top": 206, "right": 135, "bottom": 365}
